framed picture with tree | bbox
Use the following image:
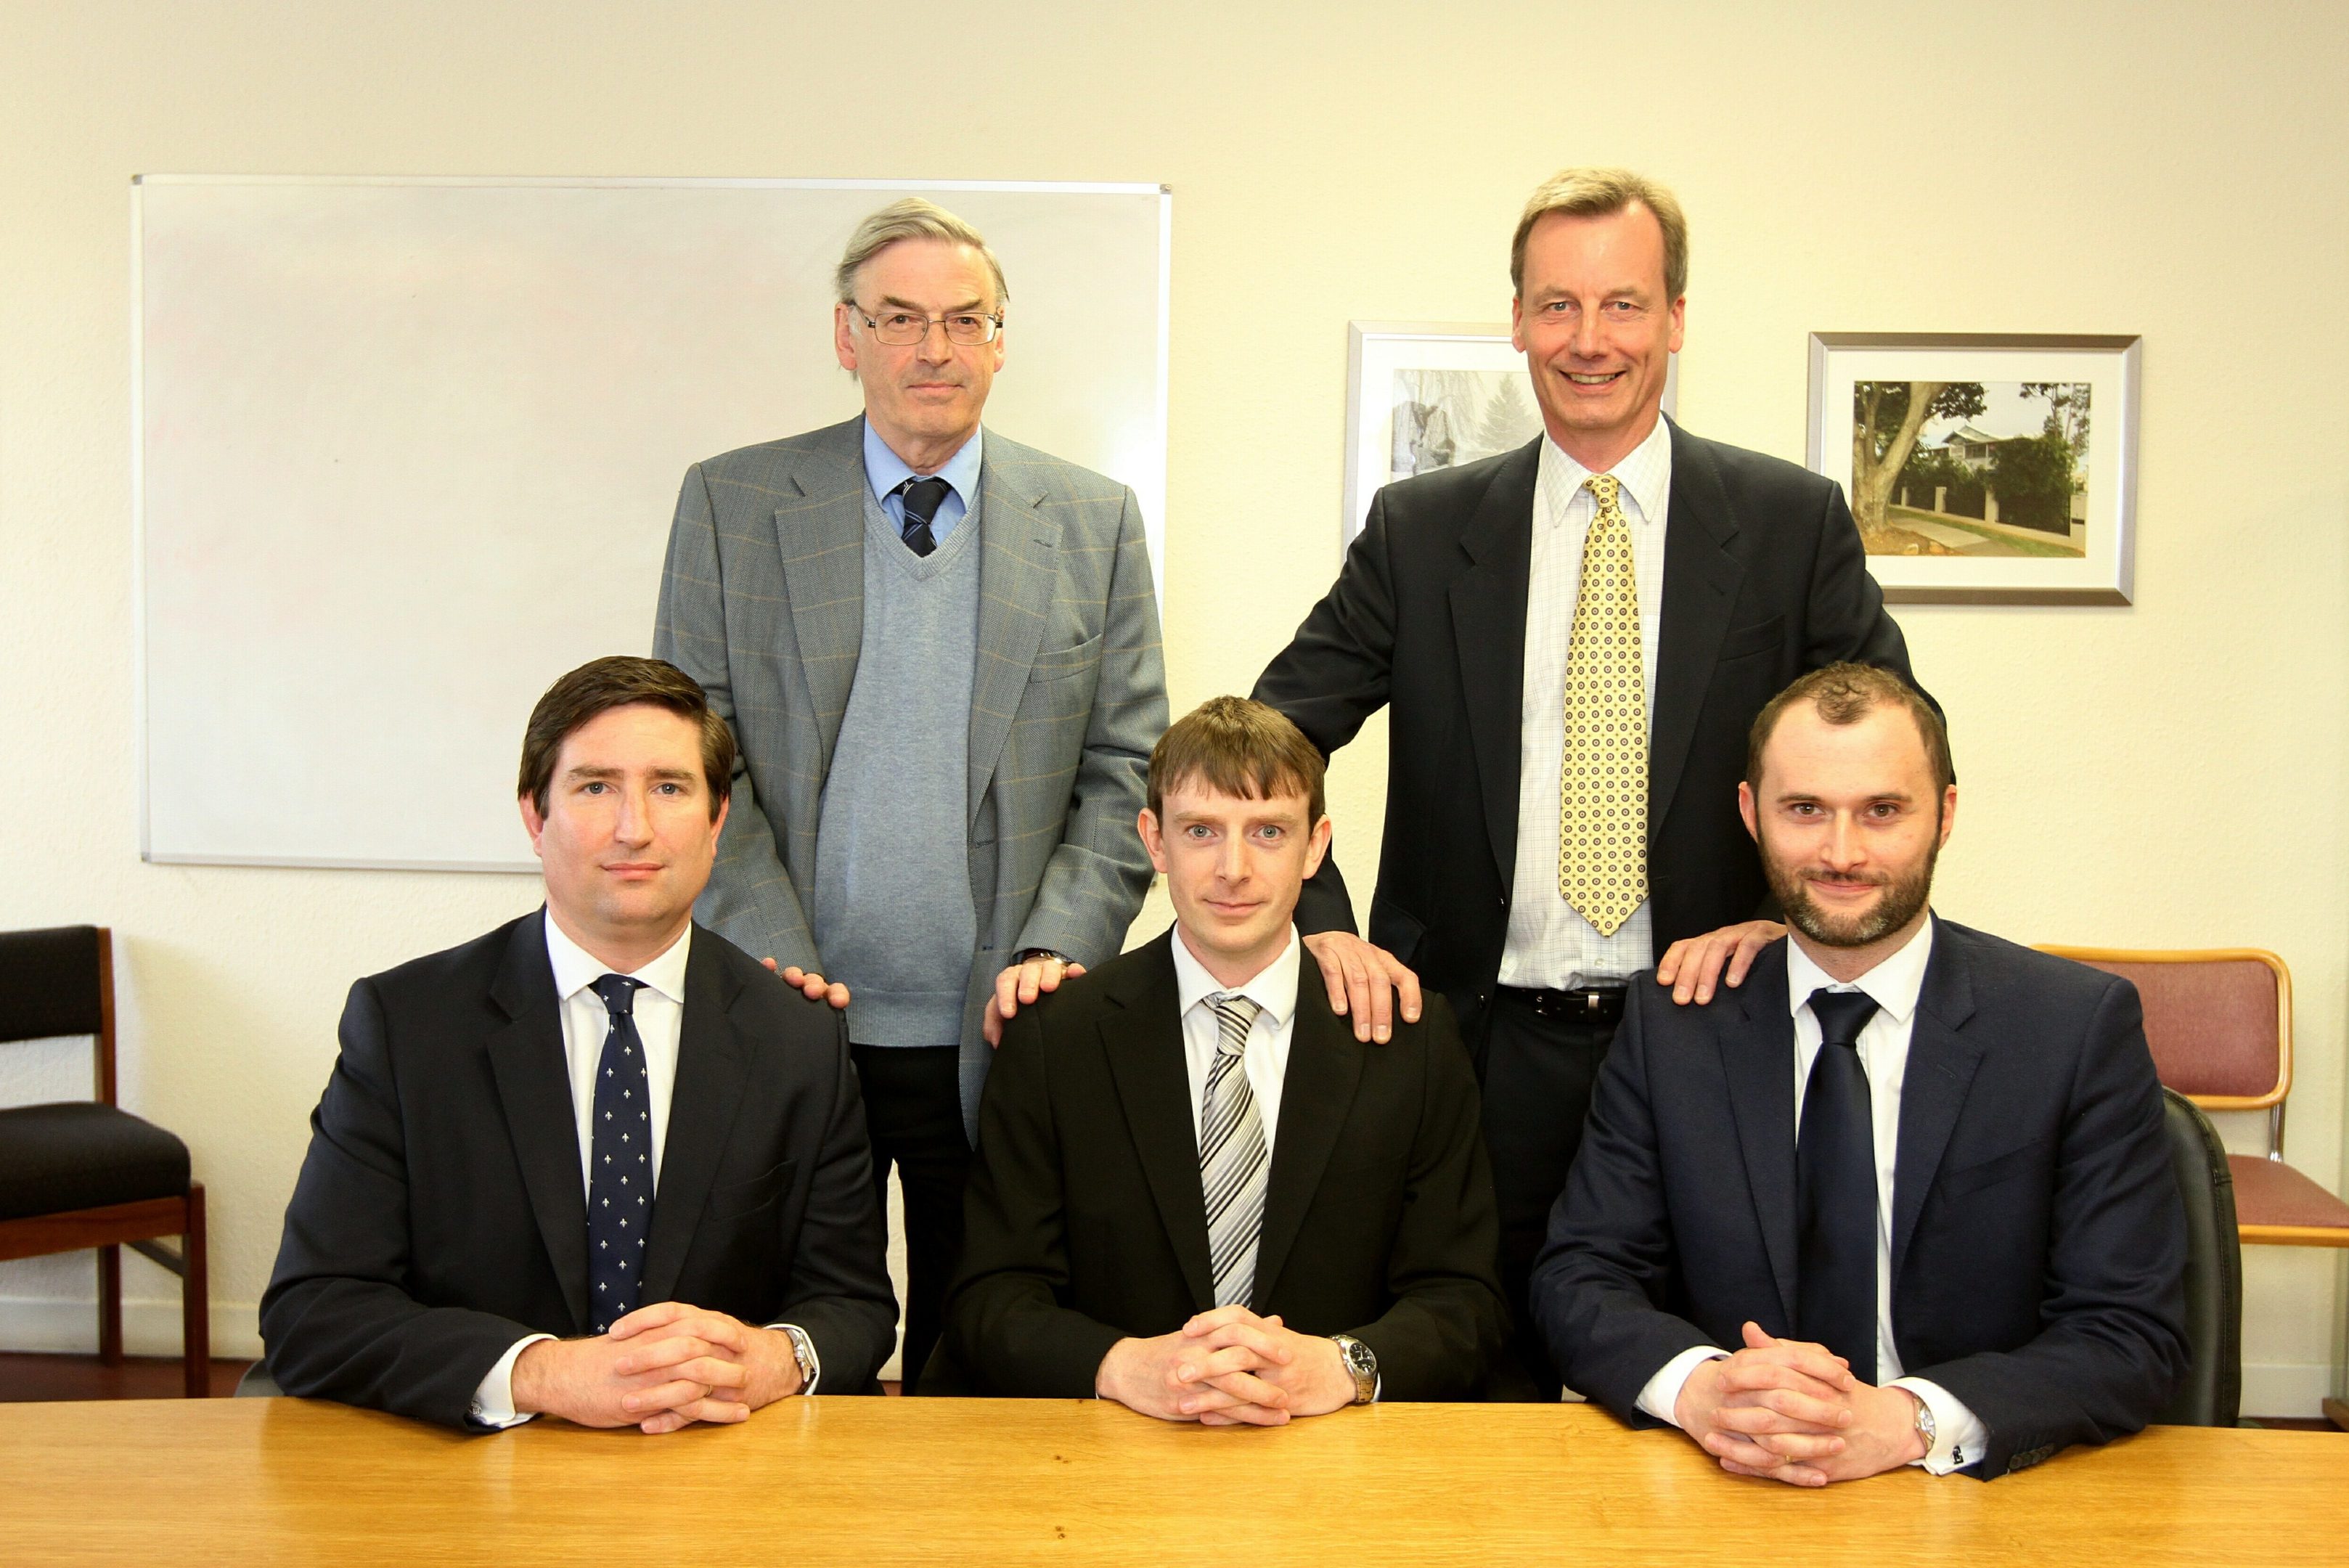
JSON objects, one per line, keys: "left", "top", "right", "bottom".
{"left": 1806, "top": 332, "right": 2140, "bottom": 604}
{"left": 1342, "top": 321, "right": 1676, "bottom": 546}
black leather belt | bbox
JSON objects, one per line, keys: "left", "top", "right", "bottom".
{"left": 1498, "top": 984, "right": 1627, "bottom": 1026}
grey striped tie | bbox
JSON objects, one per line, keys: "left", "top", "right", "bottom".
{"left": 1200, "top": 994, "right": 1268, "bottom": 1308}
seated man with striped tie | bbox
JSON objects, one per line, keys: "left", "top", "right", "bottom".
{"left": 1531, "top": 664, "right": 2186, "bottom": 1480}
{"left": 934, "top": 696, "right": 1513, "bottom": 1420}
{"left": 262, "top": 657, "right": 895, "bottom": 1431}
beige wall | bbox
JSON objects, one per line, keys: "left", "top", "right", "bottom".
{"left": 4, "top": 2, "right": 2343, "bottom": 1411}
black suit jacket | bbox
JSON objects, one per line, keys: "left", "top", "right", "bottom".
{"left": 1530, "top": 920, "right": 2189, "bottom": 1477}
{"left": 936, "top": 931, "right": 1513, "bottom": 1400}
{"left": 1254, "top": 420, "right": 1921, "bottom": 1021}
{"left": 261, "top": 912, "right": 896, "bottom": 1428}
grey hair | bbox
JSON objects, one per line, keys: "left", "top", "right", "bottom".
{"left": 833, "top": 197, "right": 1010, "bottom": 308}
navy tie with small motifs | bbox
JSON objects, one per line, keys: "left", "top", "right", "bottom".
{"left": 587, "top": 974, "right": 654, "bottom": 1334}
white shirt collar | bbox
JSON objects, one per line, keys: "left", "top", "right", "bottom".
{"left": 1169, "top": 924, "right": 1302, "bottom": 1027}
{"left": 1536, "top": 411, "right": 1673, "bottom": 528}
{"left": 542, "top": 908, "right": 692, "bottom": 1007}
{"left": 1784, "top": 912, "right": 1936, "bottom": 1027}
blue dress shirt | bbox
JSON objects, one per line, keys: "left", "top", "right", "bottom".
{"left": 862, "top": 420, "right": 983, "bottom": 547}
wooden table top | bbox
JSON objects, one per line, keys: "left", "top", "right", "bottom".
{"left": 6, "top": 1395, "right": 2345, "bottom": 1566}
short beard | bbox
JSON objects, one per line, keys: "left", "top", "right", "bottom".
{"left": 1762, "top": 831, "right": 1938, "bottom": 950}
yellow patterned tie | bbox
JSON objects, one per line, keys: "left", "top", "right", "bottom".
{"left": 1558, "top": 473, "right": 1647, "bottom": 936}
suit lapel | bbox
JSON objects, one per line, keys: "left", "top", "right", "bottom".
{"left": 485, "top": 915, "right": 590, "bottom": 1334}
{"left": 772, "top": 418, "right": 870, "bottom": 769}
{"left": 1649, "top": 421, "right": 1747, "bottom": 838}
{"left": 966, "top": 438, "right": 1061, "bottom": 824}
{"left": 1722, "top": 940, "right": 1799, "bottom": 1323}
{"left": 1447, "top": 438, "right": 1540, "bottom": 887}
{"left": 1099, "top": 936, "right": 1217, "bottom": 1309}
{"left": 1891, "top": 923, "right": 1984, "bottom": 1281}
{"left": 1249, "top": 979, "right": 1363, "bottom": 1310}
{"left": 640, "top": 932, "right": 753, "bottom": 1304}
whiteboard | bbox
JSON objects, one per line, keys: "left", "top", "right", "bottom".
{"left": 134, "top": 176, "right": 1172, "bottom": 871}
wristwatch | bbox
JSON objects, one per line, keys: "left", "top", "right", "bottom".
{"left": 781, "top": 1324, "right": 820, "bottom": 1394}
{"left": 1330, "top": 1334, "right": 1378, "bottom": 1405}
{"left": 1908, "top": 1389, "right": 1937, "bottom": 1455}
{"left": 1012, "top": 947, "right": 1068, "bottom": 966}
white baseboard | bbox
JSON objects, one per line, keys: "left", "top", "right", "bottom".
{"left": 0, "top": 1295, "right": 261, "bottom": 1360}
{"left": 2242, "top": 1360, "right": 2336, "bottom": 1418}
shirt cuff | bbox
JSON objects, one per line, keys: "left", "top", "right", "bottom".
{"left": 1890, "top": 1376, "right": 1988, "bottom": 1474}
{"left": 769, "top": 1322, "right": 821, "bottom": 1396}
{"left": 469, "top": 1334, "right": 556, "bottom": 1429}
{"left": 1635, "top": 1346, "right": 1728, "bottom": 1427}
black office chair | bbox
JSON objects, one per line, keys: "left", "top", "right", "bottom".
{"left": 0, "top": 926, "right": 211, "bottom": 1396}
{"left": 2154, "top": 1087, "right": 2241, "bottom": 1427}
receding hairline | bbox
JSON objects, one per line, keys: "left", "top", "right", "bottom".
{"left": 1749, "top": 695, "right": 1941, "bottom": 793}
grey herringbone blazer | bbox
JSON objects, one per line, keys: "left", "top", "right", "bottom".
{"left": 653, "top": 417, "right": 1167, "bottom": 1136}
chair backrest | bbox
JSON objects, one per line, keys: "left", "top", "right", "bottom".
{"left": 2038, "top": 947, "right": 2289, "bottom": 1111}
{"left": 2154, "top": 1087, "right": 2242, "bottom": 1427}
{"left": 0, "top": 925, "right": 115, "bottom": 1105}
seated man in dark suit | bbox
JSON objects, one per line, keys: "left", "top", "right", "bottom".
{"left": 263, "top": 656, "right": 895, "bottom": 1431}
{"left": 939, "top": 696, "right": 1511, "bottom": 1421}
{"left": 1532, "top": 663, "right": 2186, "bottom": 1481}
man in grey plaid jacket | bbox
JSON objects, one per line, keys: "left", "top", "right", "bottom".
{"left": 652, "top": 197, "right": 1167, "bottom": 1392}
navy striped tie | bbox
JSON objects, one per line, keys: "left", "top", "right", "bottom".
{"left": 896, "top": 476, "right": 951, "bottom": 558}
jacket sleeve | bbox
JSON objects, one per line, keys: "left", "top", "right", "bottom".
{"left": 1251, "top": 489, "right": 1410, "bottom": 938}
{"left": 942, "top": 1005, "right": 1127, "bottom": 1395}
{"left": 1905, "top": 978, "right": 2189, "bottom": 1477}
{"left": 1013, "top": 485, "right": 1169, "bottom": 967}
{"left": 653, "top": 461, "right": 823, "bottom": 973}
{"left": 1527, "top": 988, "right": 1720, "bottom": 1422}
{"left": 1343, "top": 1000, "right": 1513, "bottom": 1399}
{"left": 259, "top": 979, "right": 536, "bottom": 1430}
{"left": 767, "top": 1010, "right": 899, "bottom": 1392}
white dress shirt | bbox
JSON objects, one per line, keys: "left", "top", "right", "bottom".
{"left": 470, "top": 914, "right": 817, "bottom": 1426}
{"left": 1635, "top": 917, "right": 1990, "bottom": 1474}
{"left": 1167, "top": 926, "right": 1303, "bottom": 1158}
{"left": 1498, "top": 416, "right": 1672, "bottom": 989}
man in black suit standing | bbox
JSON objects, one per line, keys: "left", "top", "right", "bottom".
{"left": 1254, "top": 168, "right": 1923, "bottom": 1392}
{"left": 938, "top": 698, "right": 1511, "bottom": 1418}
{"left": 1532, "top": 664, "right": 2185, "bottom": 1481}
{"left": 263, "top": 656, "right": 895, "bottom": 1431}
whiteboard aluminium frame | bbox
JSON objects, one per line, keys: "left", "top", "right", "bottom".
{"left": 131, "top": 174, "right": 1173, "bottom": 870}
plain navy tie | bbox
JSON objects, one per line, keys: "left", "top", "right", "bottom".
{"left": 1797, "top": 987, "right": 1882, "bottom": 1386}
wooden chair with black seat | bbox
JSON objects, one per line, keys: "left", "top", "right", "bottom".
{"left": 2038, "top": 945, "right": 2349, "bottom": 1427}
{"left": 0, "top": 925, "right": 210, "bottom": 1397}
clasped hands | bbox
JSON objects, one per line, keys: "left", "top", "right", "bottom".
{"left": 1095, "top": 1305, "right": 1356, "bottom": 1426}
{"left": 1672, "top": 1321, "right": 1926, "bottom": 1487}
{"left": 511, "top": 1301, "right": 804, "bottom": 1434}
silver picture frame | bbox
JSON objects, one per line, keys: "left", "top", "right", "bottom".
{"left": 1806, "top": 332, "right": 2141, "bottom": 605}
